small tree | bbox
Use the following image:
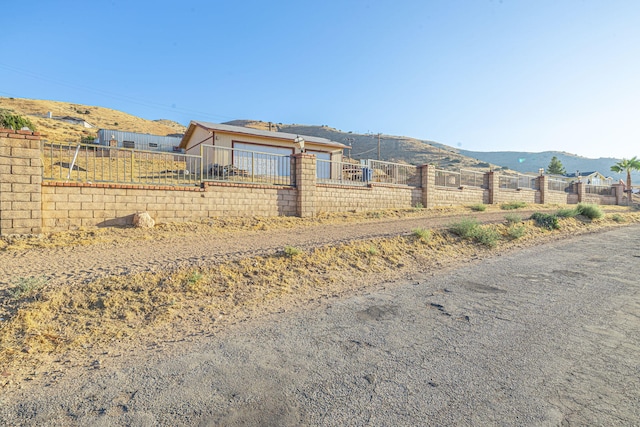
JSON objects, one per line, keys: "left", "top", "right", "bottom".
{"left": 611, "top": 156, "right": 640, "bottom": 205}
{"left": 546, "top": 156, "right": 566, "bottom": 175}
{"left": 0, "top": 108, "right": 35, "bottom": 131}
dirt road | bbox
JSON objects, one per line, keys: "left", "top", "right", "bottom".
{"left": 0, "top": 210, "right": 533, "bottom": 288}
{"left": 1, "top": 225, "right": 638, "bottom": 426}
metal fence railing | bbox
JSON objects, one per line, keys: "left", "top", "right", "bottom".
{"left": 435, "top": 169, "right": 461, "bottom": 188}
{"left": 499, "top": 175, "right": 518, "bottom": 190}
{"left": 518, "top": 174, "right": 539, "bottom": 190}
{"left": 547, "top": 178, "right": 570, "bottom": 192}
{"left": 316, "top": 159, "right": 368, "bottom": 186}
{"left": 585, "top": 185, "right": 615, "bottom": 196}
{"left": 42, "top": 142, "right": 201, "bottom": 186}
{"left": 366, "top": 160, "right": 420, "bottom": 186}
{"left": 200, "top": 145, "right": 293, "bottom": 186}
{"left": 460, "top": 169, "right": 487, "bottom": 188}
{"left": 499, "top": 174, "right": 538, "bottom": 190}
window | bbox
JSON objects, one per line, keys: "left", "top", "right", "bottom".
{"left": 122, "top": 141, "right": 135, "bottom": 149}
{"left": 149, "top": 143, "right": 158, "bottom": 149}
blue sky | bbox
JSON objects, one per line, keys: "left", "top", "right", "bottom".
{"left": 2, "top": 0, "right": 639, "bottom": 159}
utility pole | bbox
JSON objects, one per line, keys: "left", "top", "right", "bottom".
{"left": 344, "top": 137, "right": 354, "bottom": 159}
{"left": 377, "top": 133, "right": 381, "bottom": 160}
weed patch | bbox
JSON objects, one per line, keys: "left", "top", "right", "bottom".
{"left": 412, "top": 228, "right": 432, "bottom": 242}
{"left": 504, "top": 213, "right": 522, "bottom": 224}
{"left": 576, "top": 203, "right": 603, "bottom": 220}
{"left": 501, "top": 201, "right": 527, "bottom": 210}
{"left": 531, "top": 212, "right": 560, "bottom": 230}
{"left": 470, "top": 204, "right": 486, "bottom": 212}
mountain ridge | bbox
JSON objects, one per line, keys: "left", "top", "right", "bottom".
{"left": 1, "top": 97, "right": 635, "bottom": 182}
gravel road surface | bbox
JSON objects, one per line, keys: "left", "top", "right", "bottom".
{"left": 0, "top": 211, "right": 530, "bottom": 288}
{"left": 1, "top": 225, "right": 638, "bottom": 426}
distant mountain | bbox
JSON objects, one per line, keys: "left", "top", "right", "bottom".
{"left": 224, "top": 120, "right": 500, "bottom": 171}
{"left": 3, "top": 97, "right": 634, "bottom": 183}
{"left": 226, "top": 120, "right": 638, "bottom": 183}
{"left": 456, "top": 149, "right": 638, "bottom": 183}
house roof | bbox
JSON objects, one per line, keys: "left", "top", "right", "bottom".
{"left": 179, "top": 121, "right": 347, "bottom": 150}
{"left": 565, "top": 171, "right": 599, "bottom": 178}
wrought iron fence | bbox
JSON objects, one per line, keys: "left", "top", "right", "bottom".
{"left": 499, "top": 175, "right": 518, "bottom": 189}
{"left": 500, "top": 174, "right": 538, "bottom": 190}
{"left": 435, "top": 169, "right": 461, "bottom": 188}
{"left": 200, "top": 145, "right": 293, "bottom": 186}
{"left": 518, "top": 174, "right": 539, "bottom": 190}
{"left": 42, "top": 142, "right": 200, "bottom": 185}
{"left": 460, "top": 169, "right": 487, "bottom": 188}
{"left": 547, "top": 178, "right": 570, "bottom": 192}
{"left": 316, "top": 159, "right": 368, "bottom": 186}
{"left": 585, "top": 185, "right": 615, "bottom": 196}
{"left": 366, "top": 160, "right": 420, "bottom": 186}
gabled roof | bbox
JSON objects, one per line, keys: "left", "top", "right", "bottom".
{"left": 179, "top": 121, "right": 347, "bottom": 149}
{"left": 564, "top": 171, "right": 599, "bottom": 178}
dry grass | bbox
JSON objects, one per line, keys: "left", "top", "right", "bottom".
{"left": 0, "top": 97, "right": 186, "bottom": 143}
{"left": 1, "top": 211, "right": 639, "bottom": 385}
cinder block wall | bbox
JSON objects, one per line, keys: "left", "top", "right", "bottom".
{"left": 0, "top": 129, "right": 43, "bottom": 235}
{"left": 316, "top": 184, "right": 422, "bottom": 213}
{"left": 0, "top": 130, "right": 626, "bottom": 235}
{"left": 42, "top": 182, "right": 297, "bottom": 231}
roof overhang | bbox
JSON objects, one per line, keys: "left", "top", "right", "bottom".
{"left": 179, "top": 121, "right": 347, "bottom": 150}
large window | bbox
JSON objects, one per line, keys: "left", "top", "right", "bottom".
{"left": 307, "top": 151, "right": 331, "bottom": 178}
{"left": 232, "top": 142, "right": 292, "bottom": 177}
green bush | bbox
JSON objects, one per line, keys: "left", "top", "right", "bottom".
{"left": 575, "top": 203, "right": 603, "bottom": 220}
{"left": 501, "top": 201, "right": 527, "bottom": 210}
{"left": 470, "top": 204, "right": 486, "bottom": 212}
{"left": 283, "top": 245, "right": 302, "bottom": 257}
{"left": 504, "top": 213, "right": 522, "bottom": 224}
{"left": 449, "top": 219, "right": 500, "bottom": 247}
{"left": 0, "top": 108, "right": 35, "bottom": 131}
{"left": 473, "top": 227, "right": 500, "bottom": 247}
{"left": 10, "top": 276, "right": 47, "bottom": 299}
{"left": 611, "top": 213, "right": 625, "bottom": 223}
{"left": 555, "top": 208, "right": 578, "bottom": 218}
{"left": 413, "top": 202, "right": 424, "bottom": 210}
{"left": 449, "top": 218, "right": 480, "bottom": 238}
{"left": 506, "top": 224, "right": 526, "bottom": 240}
{"left": 531, "top": 212, "right": 560, "bottom": 230}
{"left": 412, "top": 227, "right": 432, "bottom": 242}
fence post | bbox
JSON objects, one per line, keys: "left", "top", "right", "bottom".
{"left": 612, "top": 183, "right": 625, "bottom": 205}
{"left": 487, "top": 171, "right": 499, "bottom": 204}
{"left": 576, "top": 181, "right": 586, "bottom": 203}
{"left": 294, "top": 153, "right": 316, "bottom": 217}
{"left": 0, "top": 128, "right": 43, "bottom": 235}
{"left": 538, "top": 175, "right": 547, "bottom": 204}
{"left": 420, "top": 164, "right": 435, "bottom": 208}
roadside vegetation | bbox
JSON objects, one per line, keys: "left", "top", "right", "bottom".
{"left": 1, "top": 206, "right": 639, "bottom": 387}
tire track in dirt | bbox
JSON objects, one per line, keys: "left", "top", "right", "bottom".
{"left": 0, "top": 210, "right": 562, "bottom": 288}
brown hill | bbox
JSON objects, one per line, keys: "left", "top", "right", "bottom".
{"left": 0, "top": 97, "right": 186, "bottom": 143}
{"left": 224, "top": 120, "right": 497, "bottom": 171}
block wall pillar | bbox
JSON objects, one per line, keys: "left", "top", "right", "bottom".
{"left": 612, "top": 183, "right": 625, "bottom": 205}
{"left": 294, "top": 153, "right": 316, "bottom": 218}
{"left": 0, "top": 128, "right": 43, "bottom": 235}
{"left": 487, "top": 171, "right": 499, "bottom": 204}
{"left": 576, "top": 181, "right": 586, "bottom": 203}
{"left": 420, "top": 164, "right": 435, "bottom": 208}
{"left": 538, "top": 175, "right": 547, "bottom": 204}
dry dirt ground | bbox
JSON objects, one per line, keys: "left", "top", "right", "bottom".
{"left": 0, "top": 207, "right": 639, "bottom": 425}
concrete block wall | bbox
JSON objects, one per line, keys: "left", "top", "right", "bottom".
{"left": 42, "top": 182, "right": 297, "bottom": 231}
{"left": 431, "top": 186, "right": 488, "bottom": 207}
{"left": 316, "top": 183, "right": 421, "bottom": 213}
{"left": 493, "top": 188, "right": 539, "bottom": 204}
{"left": 0, "top": 129, "right": 43, "bottom": 235}
{"left": 1, "top": 130, "right": 629, "bottom": 235}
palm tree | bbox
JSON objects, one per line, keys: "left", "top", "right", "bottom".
{"left": 611, "top": 156, "right": 640, "bottom": 205}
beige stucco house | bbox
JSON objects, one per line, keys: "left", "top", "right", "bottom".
{"left": 179, "top": 121, "right": 346, "bottom": 161}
